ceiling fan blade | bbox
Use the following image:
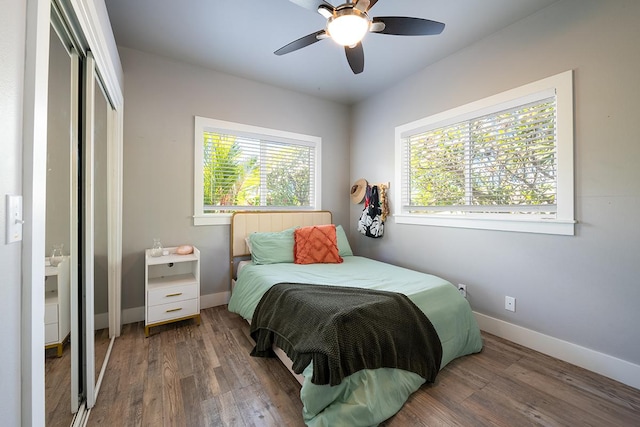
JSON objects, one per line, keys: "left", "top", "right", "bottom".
{"left": 354, "top": 0, "right": 370, "bottom": 13}
{"left": 367, "top": 0, "right": 379, "bottom": 11}
{"left": 344, "top": 43, "right": 364, "bottom": 74}
{"left": 275, "top": 30, "right": 327, "bottom": 56}
{"left": 371, "top": 16, "right": 445, "bottom": 36}
{"left": 289, "top": 0, "right": 335, "bottom": 14}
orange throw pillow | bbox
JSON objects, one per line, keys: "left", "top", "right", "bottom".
{"left": 294, "top": 225, "right": 344, "bottom": 265}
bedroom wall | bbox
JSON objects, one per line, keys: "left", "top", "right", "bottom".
{"left": 350, "top": 0, "right": 640, "bottom": 376}
{"left": 0, "top": 0, "right": 26, "bottom": 424}
{"left": 118, "top": 47, "right": 351, "bottom": 316}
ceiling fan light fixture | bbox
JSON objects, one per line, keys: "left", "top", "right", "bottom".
{"left": 327, "top": 10, "right": 370, "bottom": 46}
{"left": 278, "top": 0, "right": 447, "bottom": 75}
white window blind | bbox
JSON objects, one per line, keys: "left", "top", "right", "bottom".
{"left": 203, "top": 131, "right": 316, "bottom": 211}
{"left": 394, "top": 70, "right": 575, "bottom": 235}
{"left": 194, "top": 117, "right": 321, "bottom": 225}
{"left": 402, "top": 97, "right": 557, "bottom": 216}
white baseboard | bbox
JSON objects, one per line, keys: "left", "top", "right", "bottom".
{"left": 474, "top": 312, "right": 640, "bottom": 390}
{"left": 201, "top": 291, "right": 230, "bottom": 309}
{"left": 121, "top": 291, "right": 231, "bottom": 325}
{"left": 94, "top": 312, "right": 109, "bottom": 331}
{"left": 121, "top": 306, "right": 145, "bottom": 325}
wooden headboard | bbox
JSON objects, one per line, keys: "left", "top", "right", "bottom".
{"left": 230, "top": 211, "right": 333, "bottom": 257}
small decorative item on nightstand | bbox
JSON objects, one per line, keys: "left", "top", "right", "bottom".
{"left": 176, "top": 244, "right": 193, "bottom": 255}
{"left": 50, "top": 244, "right": 64, "bottom": 267}
{"left": 144, "top": 245, "right": 201, "bottom": 336}
{"left": 150, "top": 238, "right": 163, "bottom": 257}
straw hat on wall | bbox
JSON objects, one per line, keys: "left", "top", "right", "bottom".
{"left": 350, "top": 178, "right": 368, "bottom": 204}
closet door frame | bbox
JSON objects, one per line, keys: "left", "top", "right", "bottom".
{"left": 22, "top": 1, "right": 51, "bottom": 424}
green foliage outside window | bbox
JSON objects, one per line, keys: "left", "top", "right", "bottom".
{"left": 265, "top": 145, "right": 311, "bottom": 206}
{"left": 202, "top": 132, "right": 312, "bottom": 212}
{"left": 408, "top": 100, "right": 556, "bottom": 213}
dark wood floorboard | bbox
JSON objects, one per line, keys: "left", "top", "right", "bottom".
{"left": 45, "top": 343, "right": 74, "bottom": 427}
{"left": 88, "top": 305, "right": 640, "bottom": 426}
{"left": 46, "top": 328, "right": 111, "bottom": 427}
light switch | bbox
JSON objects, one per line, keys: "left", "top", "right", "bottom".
{"left": 6, "top": 195, "right": 23, "bottom": 244}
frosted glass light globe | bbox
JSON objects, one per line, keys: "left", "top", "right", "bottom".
{"left": 327, "top": 14, "right": 369, "bottom": 46}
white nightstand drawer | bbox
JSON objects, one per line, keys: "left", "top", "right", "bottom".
{"left": 148, "top": 282, "right": 198, "bottom": 306}
{"left": 45, "top": 322, "right": 59, "bottom": 344}
{"left": 148, "top": 298, "right": 198, "bottom": 324}
{"left": 45, "top": 304, "right": 58, "bottom": 324}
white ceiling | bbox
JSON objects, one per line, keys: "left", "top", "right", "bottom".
{"left": 104, "top": 0, "right": 559, "bottom": 105}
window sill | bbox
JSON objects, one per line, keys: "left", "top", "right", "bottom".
{"left": 394, "top": 214, "right": 576, "bottom": 236}
{"left": 193, "top": 214, "right": 232, "bottom": 226}
{"left": 193, "top": 208, "right": 321, "bottom": 226}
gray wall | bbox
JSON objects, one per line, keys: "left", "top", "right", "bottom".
{"left": 119, "top": 47, "right": 351, "bottom": 311}
{"left": 350, "top": 0, "right": 640, "bottom": 366}
{"left": 0, "top": 0, "right": 26, "bottom": 424}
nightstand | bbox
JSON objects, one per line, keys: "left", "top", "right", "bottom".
{"left": 144, "top": 246, "right": 201, "bottom": 336}
{"left": 45, "top": 256, "right": 70, "bottom": 356}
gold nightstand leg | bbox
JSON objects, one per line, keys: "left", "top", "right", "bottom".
{"left": 145, "top": 313, "right": 200, "bottom": 337}
{"left": 57, "top": 343, "right": 63, "bottom": 358}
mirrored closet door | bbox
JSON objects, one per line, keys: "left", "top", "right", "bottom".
{"left": 44, "top": 7, "right": 81, "bottom": 425}
{"left": 43, "top": 0, "right": 124, "bottom": 424}
{"left": 82, "top": 52, "right": 118, "bottom": 408}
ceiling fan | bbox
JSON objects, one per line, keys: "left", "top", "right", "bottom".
{"left": 275, "top": 0, "right": 445, "bottom": 74}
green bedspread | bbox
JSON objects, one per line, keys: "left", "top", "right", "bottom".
{"left": 228, "top": 256, "right": 483, "bottom": 427}
{"left": 250, "top": 283, "right": 443, "bottom": 386}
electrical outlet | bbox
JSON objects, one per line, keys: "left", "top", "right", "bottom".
{"left": 505, "top": 296, "right": 516, "bottom": 312}
{"left": 458, "top": 284, "right": 467, "bottom": 298}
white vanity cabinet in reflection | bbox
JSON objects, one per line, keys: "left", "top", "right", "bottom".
{"left": 45, "top": 256, "right": 71, "bottom": 357}
{"left": 144, "top": 246, "right": 201, "bottom": 336}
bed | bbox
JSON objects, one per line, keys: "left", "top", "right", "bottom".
{"left": 227, "top": 211, "right": 483, "bottom": 426}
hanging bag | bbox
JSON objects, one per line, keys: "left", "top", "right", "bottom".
{"left": 357, "top": 185, "right": 384, "bottom": 238}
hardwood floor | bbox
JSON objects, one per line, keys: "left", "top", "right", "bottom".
{"left": 46, "top": 328, "right": 111, "bottom": 427}
{"left": 88, "top": 306, "right": 640, "bottom": 426}
{"left": 45, "top": 343, "right": 74, "bottom": 427}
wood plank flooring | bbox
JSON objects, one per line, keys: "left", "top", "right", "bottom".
{"left": 46, "top": 328, "right": 111, "bottom": 427}
{"left": 88, "top": 305, "right": 640, "bottom": 426}
{"left": 45, "top": 343, "right": 74, "bottom": 427}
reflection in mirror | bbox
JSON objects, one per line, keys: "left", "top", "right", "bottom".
{"left": 45, "top": 23, "right": 76, "bottom": 425}
{"left": 93, "top": 76, "right": 112, "bottom": 389}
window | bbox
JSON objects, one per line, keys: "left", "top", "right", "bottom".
{"left": 395, "top": 71, "right": 574, "bottom": 235}
{"left": 194, "top": 117, "right": 321, "bottom": 225}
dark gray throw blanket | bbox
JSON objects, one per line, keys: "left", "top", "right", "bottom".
{"left": 249, "top": 283, "right": 443, "bottom": 386}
